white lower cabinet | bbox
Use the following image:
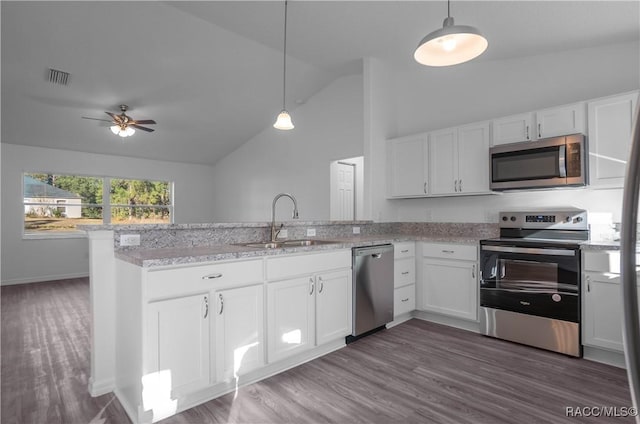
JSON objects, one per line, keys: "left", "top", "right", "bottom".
{"left": 393, "top": 242, "right": 416, "bottom": 319}
{"left": 267, "top": 276, "right": 316, "bottom": 362}
{"left": 394, "top": 284, "right": 416, "bottom": 316}
{"left": 419, "top": 243, "right": 478, "bottom": 322}
{"left": 214, "top": 284, "right": 265, "bottom": 382}
{"left": 267, "top": 268, "right": 352, "bottom": 363}
{"left": 146, "top": 293, "right": 211, "bottom": 397}
{"left": 582, "top": 250, "right": 640, "bottom": 353}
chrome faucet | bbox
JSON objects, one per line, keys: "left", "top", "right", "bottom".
{"left": 271, "top": 193, "right": 299, "bottom": 242}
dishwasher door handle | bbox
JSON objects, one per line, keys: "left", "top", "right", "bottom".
{"left": 371, "top": 253, "right": 382, "bottom": 259}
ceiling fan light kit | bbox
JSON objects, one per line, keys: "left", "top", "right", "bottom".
{"left": 274, "top": 0, "right": 294, "bottom": 130}
{"left": 111, "top": 125, "right": 135, "bottom": 138}
{"left": 82, "top": 104, "right": 156, "bottom": 138}
{"left": 414, "top": 0, "right": 488, "bottom": 67}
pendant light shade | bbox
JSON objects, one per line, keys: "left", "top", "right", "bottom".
{"left": 274, "top": 0, "right": 294, "bottom": 130}
{"left": 414, "top": 0, "right": 488, "bottom": 67}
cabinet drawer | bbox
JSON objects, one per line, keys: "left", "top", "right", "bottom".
{"left": 583, "top": 250, "right": 640, "bottom": 273}
{"left": 145, "top": 259, "right": 264, "bottom": 299}
{"left": 422, "top": 243, "right": 477, "bottom": 261}
{"left": 394, "top": 242, "right": 415, "bottom": 259}
{"left": 394, "top": 257, "right": 415, "bottom": 288}
{"left": 266, "top": 250, "right": 351, "bottom": 281}
{"left": 394, "top": 284, "right": 415, "bottom": 317}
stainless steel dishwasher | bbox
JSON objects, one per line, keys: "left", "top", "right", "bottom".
{"left": 349, "top": 244, "right": 394, "bottom": 341}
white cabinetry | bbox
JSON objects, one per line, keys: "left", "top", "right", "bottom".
{"left": 492, "top": 112, "right": 534, "bottom": 145}
{"left": 386, "top": 134, "right": 429, "bottom": 197}
{"left": 535, "top": 102, "right": 585, "bottom": 139}
{"left": 214, "top": 284, "right": 264, "bottom": 382}
{"left": 492, "top": 102, "right": 585, "bottom": 145}
{"left": 583, "top": 250, "right": 640, "bottom": 352}
{"left": 419, "top": 243, "right": 478, "bottom": 321}
{"left": 266, "top": 250, "right": 352, "bottom": 363}
{"left": 587, "top": 91, "right": 639, "bottom": 188}
{"left": 393, "top": 242, "right": 416, "bottom": 318}
{"left": 456, "top": 122, "right": 491, "bottom": 194}
{"left": 147, "top": 293, "right": 211, "bottom": 396}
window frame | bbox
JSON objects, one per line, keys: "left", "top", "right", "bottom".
{"left": 22, "top": 172, "right": 174, "bottom": 240}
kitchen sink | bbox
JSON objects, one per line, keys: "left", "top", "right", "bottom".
{"left": 235, "top": 239, "right": 341, "bottom": 249}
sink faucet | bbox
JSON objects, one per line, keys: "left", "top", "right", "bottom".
{"left": 271, "top": 193, "right": 299, "bottom": 242}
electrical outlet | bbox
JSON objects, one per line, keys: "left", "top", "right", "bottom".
{"left": 120, "top": 234, "right": 140, "bottom": 246}
{"left": 352, "top": 226, "right": 361, "bottom": 234}
{"left": 278, "top": 229, "right": 288, "bottom": 239}
{"left": 306, "top": 228, "right": 316, "bottom": 237}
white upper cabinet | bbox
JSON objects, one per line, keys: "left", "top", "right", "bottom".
{"left": 587, "top": 91, "right": 639, "bottom": 188}
{"left": 492, "top": 112, "right": 534, "bottom": 145}
{"left": 492, "top": 102, "right": 585, "bottom": 145}
{"left": 535, "top": 102, "right": 585, "bottom": 139}
{"left": 429, "top": 121, "right": 491, "bottom": 196}
{"left": 387, "top": 134, "right": 429, "bottom": 197}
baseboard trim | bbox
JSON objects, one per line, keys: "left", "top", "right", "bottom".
{"left": 1, "top": 272, "right": 89, "bottom": 286}
{"left": 412, "top": 310, "right": 480, "bottom": 333}
{"left": 89, "top": 376, "right": 115, "bottom": 397}
{"left": 583, "top": 346, "right": 627, "bottom": 368}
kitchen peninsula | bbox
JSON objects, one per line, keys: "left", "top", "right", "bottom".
{"left": 83, "top": 220, "right": 497, "bottom": 423}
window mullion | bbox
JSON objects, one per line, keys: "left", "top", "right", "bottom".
{"left": 103, "top": 177, "right": 111, "bottom": 224}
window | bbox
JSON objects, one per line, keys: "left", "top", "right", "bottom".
{"left": 23, "top": 173, "right": 173, "bottom": 237}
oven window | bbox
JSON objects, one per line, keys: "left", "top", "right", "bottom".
{"left": 497, "top": 259, "right": 559, "bottom": 292}
{"left": 492, "top": 147, "right": 561, "bottom": 182}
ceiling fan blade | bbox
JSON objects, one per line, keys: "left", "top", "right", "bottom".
{"left": 105, "top": 111, "right": 121, "bottom": 123}
{"left": 130, "top": 124, "right": 155, "bottom": 133}
{"left": 82, "top": 117, "right": 113, "bottom": 122}
{"left": 132, "top": 119, "right": 156, "bottom": 125}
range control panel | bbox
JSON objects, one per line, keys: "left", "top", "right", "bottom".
{"left": 499, "top": 210, "right": 588, "bottom": 230}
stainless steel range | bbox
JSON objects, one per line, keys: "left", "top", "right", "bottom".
{"left": 479, "top": 209, "right": 588, "bottom": 357}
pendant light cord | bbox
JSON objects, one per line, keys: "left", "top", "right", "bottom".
{"left": 447, "top": 0, "right": 451, "bottom": 18}
{"left": 282, "top": 0, "right": 288, "bottom": 111}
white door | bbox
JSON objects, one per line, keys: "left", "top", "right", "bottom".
{"left": 457, "top": 122, "right": 491, "bottom": 194}
{"left": 492, "top": 112, "right": 534, "bottom": 144}
{"left": 429, "top": 128, "right": 457, "bottom": 195}
{"left": 334, "top": 162, "right": 355, "bottom": 220}
{"left": 387, "top": 135, "right": 428, "bottom": 197}
{"left": 267, "top": 276, "right": 315, "bottom": 363}
{"left": 316, "top": 270, "right": 352, "bottom": 346}
{"left": 146, "top": 293, "right": 210, "bottom": 396}
{"left": 214, "top": 284, "right": 265, "bottom": 382}
{"left": 535, "top": 102, "right": 585, "bottom": 139}
{"left": 421, "top": 259, "right": 477, "bottom": 321}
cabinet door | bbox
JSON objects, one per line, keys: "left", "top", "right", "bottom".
{"left": 492, "top": 113, "right": 533, "bottom": 145}
{"left": 316, "top": 270, "right": 352, "bottom": 346}
{"left": 394, "top": 257, "right": 415, "bottom": 288}
{"left": 457, "top": 122, "right": 491, "bottom": 194}
{"left": 588, "top": 91, "right": 639, "bottom": 188}
{"left": 535, "top": 102, "right": 585, "bottom": 139}
{"left": 387, "top": 135, "right": 428, "bottom": 197}
{"left": 421, "top": 259, "right": 477, "bottom": 321}
{"left": 267, "top": 276, "right": 315, "bottom": 363}
{"left": 394, "top": 284, "right": 416, "bottom": 318}
{"left": 215, "top": 284, "right": 265, "bottom": 382}
{"left": 146, "top": 294, "right": 210, "bottom": 396}
{"left": 429, "top": 128, "right": 457, "bottom": 195}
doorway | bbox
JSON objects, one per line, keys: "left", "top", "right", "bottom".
{"left": 330, "top": 156, "right": 363, "bottom": 221}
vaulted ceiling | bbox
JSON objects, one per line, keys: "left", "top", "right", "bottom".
{"left": 2, "top": 1, "right": 639, "bottom": 165}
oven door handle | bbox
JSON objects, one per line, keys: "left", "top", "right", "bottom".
{"left": 481, "top": 245, "right": 575, "bottom": 257}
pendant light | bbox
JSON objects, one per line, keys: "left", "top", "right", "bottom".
{"left": 274, "top": 0, "right": 294, "bottom": 130}
{"left": 414, "top": 0, "right": 488, "bottom": 67}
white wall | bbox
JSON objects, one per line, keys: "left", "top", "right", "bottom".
{"left": 210, "top": 73, "right": 364, "bottom": 222}
{"left": 1, "top": 143, "right": 215, "bottom": 284}
{"left": 367, "top": 40, "right": 640, "bottom": 223}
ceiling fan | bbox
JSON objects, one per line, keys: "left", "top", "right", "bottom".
{"left": 82, "top": 104, "right": 156, "bottom": 137}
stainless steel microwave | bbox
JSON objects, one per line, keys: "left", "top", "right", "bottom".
{"left": 489, "top": 134, "right": 587, "bottom": 191}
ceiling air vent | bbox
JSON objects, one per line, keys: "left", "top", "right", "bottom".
{"left": 46, "top": 68, "right": 71, "bottom": 86}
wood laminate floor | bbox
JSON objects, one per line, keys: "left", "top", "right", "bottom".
{"left": 1, "top": 278, "right": 635, "bottom": 424}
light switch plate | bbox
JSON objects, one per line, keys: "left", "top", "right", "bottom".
{"left": 352, "top": 226, "right": 361, "bottom": 234}
{"left": 120, "top": 234, "right": 140, "bottom": 246}
{"left": 306, "top": 228, "right": 316, "bottom": 237}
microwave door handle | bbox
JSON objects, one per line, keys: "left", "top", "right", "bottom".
{"left": 558, "top": 144, "right": 567, "bottom": 178}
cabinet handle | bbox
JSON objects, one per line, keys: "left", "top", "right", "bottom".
{"left": 454, "top": 179, "right": 458, "bottom": 192}
{"left": 459, "top": 179, "right": 462, "bottom": 192}
{"left": 218, "top": 293, "right": 224, "bottom": 315}
{"left": 472, "top": 265, "right": 476, "bottom": 279}
{"left": 318, "top": 276, "right": 324, "bottom": 293}
{"left": 202, "top": 273, "right": 223, "bottom": 280}
{"left": 310, "top": 278, "right": 315, "bottom": 295}
{"left": 401, "top": 271, "right": 410, "bottom": 275}
{"left": 586, "top": 275, "right": 590, "bottom": 292}
{"left": 538, "top": 123, "right": 541, "bottom": 138}
{"left": 441, "top": 250, "right": 455, "bottom": 254}
{"left": 424, "top": 182, "right": 427, "bottom": 194}
{"left": 401, "top": 298, "right": 410, "bottom": 302}
{"left": 526, "top": 125, "right": 529, "bottom": 140}
{"left": 204, "top": 296, "right": 209, "bottom": 319}
{"left": 401, "top": 249, "right": 409, "bottom": 253}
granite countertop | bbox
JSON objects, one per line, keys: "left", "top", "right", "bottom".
{"left": 116, "top": 234, "right": 486, "bottom": 268}
{"left": 580, "top": 240, "right": 621, "bottom": 250}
